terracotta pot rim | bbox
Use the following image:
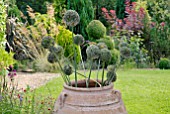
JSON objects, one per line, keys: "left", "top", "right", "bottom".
{"left": 63, "top": 80, "right": 113, "bottom": 92}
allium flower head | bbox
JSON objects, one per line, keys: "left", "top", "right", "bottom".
{"left": 107, "top": 71, "right": 117, "bottom": 82}
{"left": 97, "top": 42, "right": 108, "bottom": 49}
{"left": 63, "top": 64, "right": 73, "bottom": 75}
{"left": 107, "top": 65, "right": 116, "bottom": 72}
{"left": 63, "top": 10, "right": 80, "bottom": 27}
{"left": 49, "top": 45, "right": 63, "bottom": 57}
{"left": 47, "top": 52, "right": 58, "bottom": 63}
{"left": 86, "top": 45, "right": 100, "bottom": 60}
{"left": 100, "top": 48, "right": 112, "bottom": 63}
{"left": 41, "top": 36, "right": 55, "bottom": 49}
{"left": 73, "top": 34, "right": 85, "bottom": 45}
{"left": 120, "top": 47, "right": 131, "bottom": 59}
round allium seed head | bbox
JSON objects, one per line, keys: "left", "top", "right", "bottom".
{"left": 73, "top": 34, "right": 84, "bottom": 45}
{"left": 107, "top": 65, "right": 116, "bottom": 72}
{"left": 47, "top": 52, "right": 58, "bottom": 63}
{"left": 107, "top": 71, "right": 117, "bottom": 82}
{"left": 97, "top": 42, "right": 108, "bottom": 49}
{"left": 41, "top": 36, "right": 55, "bottom": 49}
{"left": 100, "top": 48, "right": 112, "bottom": 63}
{"left": 86, "top": 45, "right": 100, "bottom": 60}
{"left": 119, "top": 42, "right": 129, "bottom": 48}
{"left": 63, "top": 64, "right": 73, "bottom": 75}
{"left": 63, "top": 10, "right": 80, "bottom": 27}
{"left": 49, "top": 45, "right": 63, "bottom": 56}
{"left": 120, "top": 47, "right": 131, "bottom": 59}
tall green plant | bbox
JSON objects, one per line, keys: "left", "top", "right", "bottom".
{"left": 67, "top": 0, "right": 94, "bottom": 40}
{"left": 150, "top": 23, "right": 170, "bottom": 63}
{"left": 115, "top": 0, "right": 125, "bottom": 19}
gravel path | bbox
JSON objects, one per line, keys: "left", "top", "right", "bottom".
{"left": 14, "top": 72, "right": 60, "bottom": 89}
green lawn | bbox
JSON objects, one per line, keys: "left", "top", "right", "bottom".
{"left": 35, "top": 69, "right": 170, "bottom": 114}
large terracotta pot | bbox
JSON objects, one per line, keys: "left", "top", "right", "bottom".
{"left": 53, "top": 80, "right": 127, "bottom": 114}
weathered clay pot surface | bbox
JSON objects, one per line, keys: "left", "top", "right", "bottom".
{"left": 53, "top": 80, "right": 127, "bottom": 114}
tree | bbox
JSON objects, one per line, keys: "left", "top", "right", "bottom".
{"left": 67, "top": 0, "right": 94, "bottom": 40}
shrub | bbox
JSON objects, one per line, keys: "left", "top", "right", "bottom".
{"left": 56, "top": 26, "right": 80, "bottom": 63}
{"left": 86, "top": 20, "right": 106, "bottom": 40}
{"left": 158, "top": 58, "right": 170, "bottom": 69}
{"left": 150, "top": 23, "right": 170, "bottom": 64}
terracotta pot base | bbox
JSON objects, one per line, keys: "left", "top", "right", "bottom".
{"left": 53, "top": 80, "right": 127, "bottom": 114}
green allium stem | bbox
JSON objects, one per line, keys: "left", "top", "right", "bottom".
{"left": 75, "top": 71, "right": 101, "bottom": 87}
{"left": 108, "top": 75, "right": 115, "bottom": 85}
{"left": 67, "top": 75, "right": 71, "bottom": 86}
{"left": 101, "top": 62, "right": 105, "bottom": 87}
{"left": 95, "top": 59, "right": 100, "bottom": 87}
{"left": 78, "top": 46, "right": 87, "bottom": 87}
{"left": 57, "top": 61, "right": 70, "bottom": 85}
{"left": 104, "top": 74, "right": 112, "bottom": 86}
{"left": 72, "top": 27, "right": 78, "bottom": 87}
{"left": 78, "top": 46, "right": 86, "bottom": 76}
{"left": 59, "top": 70, "right": 67, "bottom": 84}
{"left": 87, "top": 59, "right": 93, "bottom": 88}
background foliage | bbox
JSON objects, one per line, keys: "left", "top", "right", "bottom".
{"left": 56, "top": 26, "right": 80, "bottom": 63}
{"left": 68, "top": 0, "right": 94, "bottom": 40}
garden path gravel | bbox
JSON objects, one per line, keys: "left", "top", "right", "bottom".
{"left": 13, "top": 72, "right": 60, "bottom": 89}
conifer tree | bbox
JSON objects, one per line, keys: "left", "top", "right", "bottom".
{"left": 68, "top": 0, "right": 94, "bottom": 40}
